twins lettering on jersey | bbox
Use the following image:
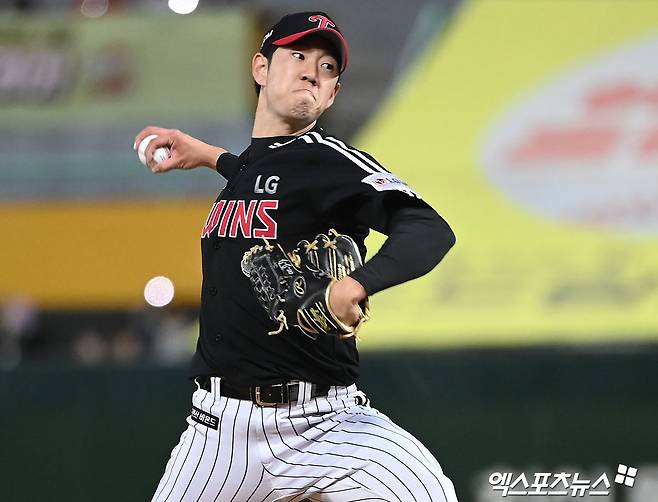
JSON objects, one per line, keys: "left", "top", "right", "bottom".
{"left": 201, "top": 199, "right": 278, "bottom": 239}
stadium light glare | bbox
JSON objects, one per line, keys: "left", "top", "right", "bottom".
{"left": 144, "top": 276, "right": 175, "bottom": 308}
{"left": 168, "top": 0, "right": 199, "bottom": 15}
{"left": 80, "top": 0, "right": 108, "bottom": 18}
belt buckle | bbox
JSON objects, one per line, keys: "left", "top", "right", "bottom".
{"left": 253, "top": 383, "right": 284, "bottom": 407}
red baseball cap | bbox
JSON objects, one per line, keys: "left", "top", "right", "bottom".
{"left": 259, "top": 11, "right": 349, "bottom": 73}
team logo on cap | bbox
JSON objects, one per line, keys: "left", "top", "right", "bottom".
{"left": 308, "top": 14, "right": 336, "bottom": 30}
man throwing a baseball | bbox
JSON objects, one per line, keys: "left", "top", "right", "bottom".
{"left": 135, "top": 11, "right": 458, "bottom": 502}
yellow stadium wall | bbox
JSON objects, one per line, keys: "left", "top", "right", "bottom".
{"left": 0, "top": 200, "right": 209, "bottom": 309}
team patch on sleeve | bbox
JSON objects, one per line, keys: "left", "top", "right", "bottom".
{"left": 361, "top": 173, "right": 422, "bottom": 199}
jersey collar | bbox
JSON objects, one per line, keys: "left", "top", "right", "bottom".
{"left": 248, "top": 124, "right": 325, "bottom": 160}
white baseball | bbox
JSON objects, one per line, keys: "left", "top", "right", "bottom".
{"left": 137, "top": 134, "right": 171, "bottom": 166}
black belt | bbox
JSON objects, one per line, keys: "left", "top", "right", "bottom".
{"left": 196, "top": 376, "right": 330, "bottom": 407}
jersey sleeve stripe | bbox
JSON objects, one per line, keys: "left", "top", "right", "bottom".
{"left": 324, "top": 136, "right": 387, "bottom": 174}
{"left": 308, "top": 132, "right": 378, "bottom": 175}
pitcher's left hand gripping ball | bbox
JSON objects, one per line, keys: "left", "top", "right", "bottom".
{"left": 241, "top": 229, "right": 370, "bottom": 339}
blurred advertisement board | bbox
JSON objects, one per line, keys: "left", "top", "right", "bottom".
{"left": 0, "top": 11, "right": 252, "bottom": 201}
{"left": 0, "top": 12, "right": 251, "bottom": 123}
{"left": 357, "top": 0, "right": 658, "bottom": 348}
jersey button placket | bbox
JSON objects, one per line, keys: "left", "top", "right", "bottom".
{"left": 214, "top": 333, "right": 223, "bottom": 342}
{"left": 209, "top": 286, "right": 218, "bottom": 296}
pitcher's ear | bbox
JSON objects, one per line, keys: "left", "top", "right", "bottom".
{"left": 252, "top": 52, "right": 269, "bottom": 87}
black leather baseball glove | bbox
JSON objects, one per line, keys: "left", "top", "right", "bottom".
{"left": 241, "top": 229, "right": 370, "bottom": 339}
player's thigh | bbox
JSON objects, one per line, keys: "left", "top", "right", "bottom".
{"left": 316, "top": 406, "right": 458, "bottom": 502}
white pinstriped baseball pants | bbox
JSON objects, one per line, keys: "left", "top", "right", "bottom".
{"left": 151, "top": 379, "right": 459, "bottom": 502}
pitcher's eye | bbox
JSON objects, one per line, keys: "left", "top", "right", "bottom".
{"left": 322, "top": 62, "right": 335, "bottom": 72}
{"left": 292, "top": 52, "right": 305, "bottom": 60}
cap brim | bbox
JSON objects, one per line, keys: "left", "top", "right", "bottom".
{"left": 273, "top": 28, "right": 348, "bottom": 73}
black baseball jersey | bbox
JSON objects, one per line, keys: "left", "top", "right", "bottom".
{"left": 189, "top": 125, "right": 453, "bottom": 386}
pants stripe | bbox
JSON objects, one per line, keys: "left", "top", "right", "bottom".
{"left": 194, "top": 397, "right": 229, "bottom": 501}
{"left": 180, "top": 392, "right": 218, "bottom": 499}
{"left": 263, "top": 409, "right": 367, "bottom": 480}
{"left": 244, "top": 464, "right": 266, "bottom": 502}
{"left": 263, "top": 407, "right": 395, "bottom": 500}
{"left": 340, "top": 413, "right": 438, "bottom": 466}
{"left": 338, "top": 409, "right": 454, "bottom": 501}
{"left": 152, "top": 428, "right": 189, "bottom": 502}
{"left": 274, "top": 406, "right": 403, "bottom": 501}
{"left": 321, "top": 413, "right": 443, "bottom": 484}
{"left": 288, "top": 431, "right": 420, "bottom": 501}
{"left": 260, "top": 463, "right": 372, "bottom": 491}
{"left": 227, "top": 401, "right": 253, "bottom": 502}
{"left": 160, "top": 392, "right": 210, "bottom": 501}
{"left": 212, "top": 399, "right": 241, "bottom": 501}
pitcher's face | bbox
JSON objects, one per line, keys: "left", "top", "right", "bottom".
{"left": 256, "top": 36, "right": 341, "bottom": 125}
